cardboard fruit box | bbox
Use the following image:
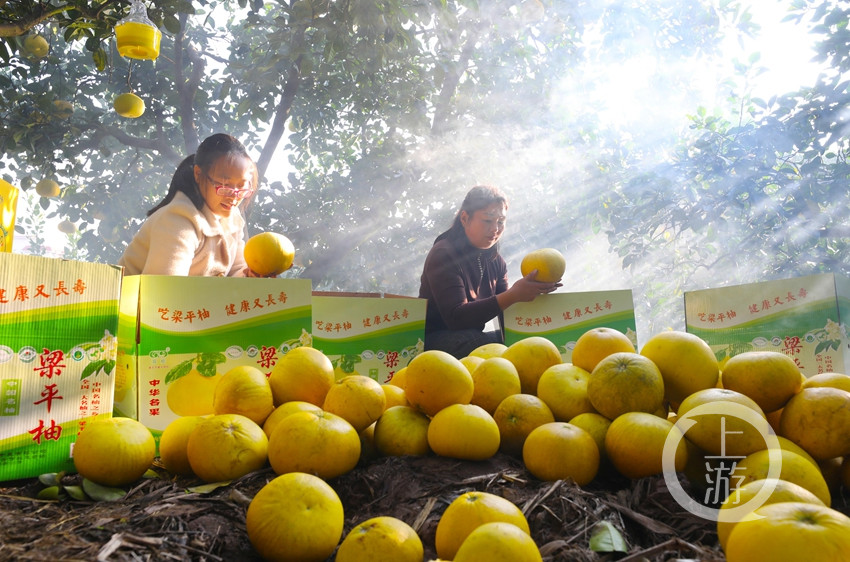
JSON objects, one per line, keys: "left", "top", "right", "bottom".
{"left": 504, "top": 290, "right": 638, "bottom": 362}
{"left": 0, "top": 254, "right": 122, "bottom": 481}
{"left": 115, "top": 275, "right": 312, "bottom": 439}
{"left": 311, "top": 292, "right": 426, "bottom": 384}
{"left": 684, "top": 273, "right": 850, "bottom": 377}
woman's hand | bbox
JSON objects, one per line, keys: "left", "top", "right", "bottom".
{"left": 497, "top": 270, "right": 562, "bottom": 310}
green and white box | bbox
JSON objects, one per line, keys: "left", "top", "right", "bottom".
{"left": 0, "top": 254, "right": 122, "bottom": 481}
{"left": 504, "top": 290, "right": 637, "bottom": 362}
{"left": 311, "top": 293, "right": 426, "bottom": 384}
{"left": 116, "top": 275, "right": 312, "bottom": 439}
{"left": 684, "top": 273, "right": 850, "bottom": 377}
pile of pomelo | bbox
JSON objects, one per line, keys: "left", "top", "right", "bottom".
{"left": 72, "top": 326, "right": 850, "bottom": 561}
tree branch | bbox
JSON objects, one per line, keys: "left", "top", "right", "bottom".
{"left": 0, "top": 5, "right": 58, "bottom": 37}
{"left": 431, "top": 23, "right": 482, "bottom": 135}
{"left": 77, "top": 124, "right": 180, "bottom": 162}
{"left": 0, "top": 0, "right": 121, "bottom": 38}
{"left": 175, "top": 13, "right": 200, "bottom": 153}
{"left": 256, "top": 28, "right": 305, "bottom": 181}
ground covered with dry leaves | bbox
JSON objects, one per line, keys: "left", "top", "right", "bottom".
{"left": 1, "top": 453, "right": 847, "bottom": 562}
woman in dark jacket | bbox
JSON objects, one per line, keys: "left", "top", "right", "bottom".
{"left": 418, "top": 185, "right": 560, "bottom": 358}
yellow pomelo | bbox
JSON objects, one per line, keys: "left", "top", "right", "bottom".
{"left": 23, "top": 34, "right": 49, "bottom": 59}
{"left": 387, "top": 366, "right": 407, "bottom": 388}
{"left": 268, "top": 410, "right": 360, "bottom": 479}
{"left": 262, "top": 400, "right": 323, "bottom": 438}
{"left": 212, "top": 365, "right": 275, "bottom": 426}
{"left": 721, "top": 351, "right": 802, "bottom": 413}
{"left": 639, "top": 330, "right": 719, "bottom": 406}
{"left": 359, "top": 422, "right": 378, "bottom": 465}
{"left": 470, "top": 357, "right": 522, "bottom": 414}
{"left": 435, "top": 491, "right": 530, "bottom": 560}
{"left": 818, "top": 456, "right": 844, "bottom": 496}
{"left": 493, "top": 393, "right": 555, "bottom": 456}
{"left": 246, "top": 472, "right": 344, "bottom": 562}
{"left": 536, "top": 363, "right": 594, "bottom": 421}
{"left": 717, "top": 478, "right": 826, "bottom": 550}
{"left": 766, "top": 407, "right": 783, "bottom": 434}
{"left": 167, "top": 369, "right": 222, "bottom": 416}
{"left": 244, "top": 232, "right": 295, "bottom": 276}
{"left": 520, "top": 248, "right": 566, "bottom": 283}
{"left": 604, "top": 411, "right": 687, "bottom": 479}
{"left": 427, "top": 403, "right": 500, "bottom": 460}
{"left": 373, "top": 405, "right": 431, "bottom": 457}
{"left": 469, "top": 342, "right": 508, "bottom": 359}
{"left": 73, "top": 417, "right": 155, "bottom": 487}
{"left": 522, "top": 422, "right": 599, "bottom": 485}
{"left": 381, "top": 383, "right": 408, "bottom": 409}
{"left": 587, "top": 352, "right": 665, "bottom": 419}
{"left": 676, "top": 387, "right": 769, "bottom": 457}
{"left": 725, "top": 502, "right": 850, "bottom": 562}
{"left": 269, "top": 346, "right": 335, "bottom": 406}
{"left": 569, "top": 412, "right": 612, "bottom": 462}
{"left": 501, "top": 336, "right": 562, "bottom": 395}
{"left": 405, "top": 350, "right": 474, "bottom": 417}
{"left": 336, "top": 516, "right": 423, "bottom": 562}
{"left": 35, "top": 178, "right": 61, "bottom": 198}
{"left": 802, "top": 372, "right": 850, "bottom": 393}
{"left": 186, "top": 413, "right": 268, "bottom": 483}
{"left": 779, "top": 387, "right": 850, "bottom": 461}
{"left": 460, "top": 355, "right": 485, "bottom": 375}
{"left": 454, "top": 521, "right": 543, "bottom": 562}
{"left": 159, "top": 415, "right": 206, "bottom": 476}
{"left": 772, "top": 434, "right": 819, "bottom": 468}
{"left": 322, "top": 375, "right": 386, "bottom": 433}
{"left": 114, "top": 92, "right": 145, "bottom": 118}
{"left": 570, "top": 327, "right": 636, "bottom": 373}
{"left": 734, "top": 448, "right": 832, "bottom": 506}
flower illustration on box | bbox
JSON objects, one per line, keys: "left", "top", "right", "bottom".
{"left": 70, "top": 330, "right": 117, "bottom": 379}
{"left": 279, "top": 329, "right": 313, "bottom": 355}
{"left": 805, "top": 319, "right": 847, "bottom": 355}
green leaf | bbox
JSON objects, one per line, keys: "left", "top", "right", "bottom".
{"left": 64, "top": 485, "right": 87, "bottom": 500}
{"left": 81, "top": 359, "right": 109, "bottom": 380}
{"left": 589, "top": 520, "right": 628, "bottom": 553}
{"left": 164, "top": 358, "right": 195, "bottom": 384}
{"left": 38, "top": 472, "right": 64, "bottom": 487}
{"left": 187, "top": 481, "right": 231, "bottom": 494}
{"left": 82, "top": 478, "right": 127, "bottom": 502}
{"left": 37, "top": 486, "right": 63, "bottom": 500}
{"left": 92, "top": 48, "right": 107, "bottom": 71}
{"left": 164, "top": 14, "right": 182, "bottom": 35}
{"left": 143, "top": 469, "right": 160, "bottom": 479}
{"left": 196, "top": 352, "right": 226, "bottom": 377}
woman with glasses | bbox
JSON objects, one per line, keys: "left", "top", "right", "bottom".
{"left": 119, "top": 133, "right": 263, "bottom": 277}
{"left": 418, "top": 185, "right": 561, "bottom": 359}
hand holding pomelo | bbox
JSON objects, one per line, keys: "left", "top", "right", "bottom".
{"left": 244, "top": 232, "right": 295, "bottom": 276}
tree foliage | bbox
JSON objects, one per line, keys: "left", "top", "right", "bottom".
{"left": 596, "top": 0, "right": 850, "bottom": 331}
{"left": 5, "top": 0, "right": 841, "bottom": 338}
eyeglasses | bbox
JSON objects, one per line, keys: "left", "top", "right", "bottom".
{"left": 205, "top": 174, "right": 254, "bottom": 199}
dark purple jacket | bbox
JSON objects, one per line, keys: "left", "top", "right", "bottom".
{"left": 418, "top": 232, "right": 509, "bottom": 334}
